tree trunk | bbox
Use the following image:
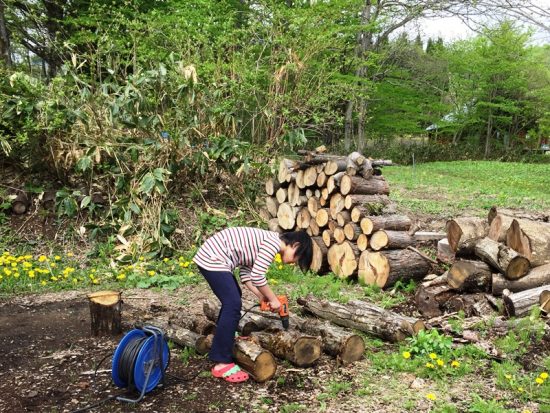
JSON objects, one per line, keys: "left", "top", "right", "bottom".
{"left": 340, "top": 175, "right": 389, "bottom": 196}
{"left": 0, "top": 2, "right": 11, "bottom": 66}
{"left": 296, "top": 208, "right": 311, "bottom": 229}
{"left": 503, "top": 285, "right": 550, "bottom": 317}
{"left": 87, "top": 291, "right": 122, "bottom": 336}
{"left": 474, "top": 237, "right": 530, "bottom": 280}
{"left": 447, "top": 260, "right": 492, "bottom": 292}
{"left": 492, "top": 263, "right": 550, "bottom": 296}
{"left": 446, "top": 217, "right": 489, "bottom": 255}
{"left": 250, "top": 330, "right": 321, "bottom": 367}
{"left": 298, "top": 295, "right": 425, "bottom": 343}
{"left": 506, "top": 218, "right": 550, "bottom": 267}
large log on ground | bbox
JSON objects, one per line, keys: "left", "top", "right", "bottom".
{"left": 340, "top": 175, "right": 390, "bottom": 196}
{"left": 447, "top": 260, "right": 492, "bottom": 292}
{"left": 474, "top": 237, "right": 530, "bottom": 280}
{"left": 492, "top": 263, "right": 550, "bottom": 295}
{"left": 298, "top": 295, "right": 425, "bottom": 342}
{"left": 506, "top": 219, "right": 550, "bottom": 267}
{"left": 345, "top": 194, "right": 390, "bottom": 211}
{"left": 503, "top": 285, "right": 550, "bottom": 317}
{"left": 414, "top": 274, "right": 456, "bottom": 318}
{"left": 369, "top": 230, "right": 414, "bottom": 251}
{"left": 357, "top": 215, "right": 412, "bottom": 233}
{"left": 311, "top": 237, "right": 330, "bottom": 274}
{"left": 327, "top": 241, "right": 359, "bottom": 278}
{"left": 446, "top": 217, "right": 489, "bottom": 255}
{"left": 250, "top": 330, "right": 321, "bottom": 367}
{"left": 358, "top": 249, "right": 431, "bottom": 288}
{"left": 152, "top": 319, "right": 212, "bottom": 355}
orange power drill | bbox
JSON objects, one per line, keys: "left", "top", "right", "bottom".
{"left": 260, "top": 295, "right": 289, "bottom": 330}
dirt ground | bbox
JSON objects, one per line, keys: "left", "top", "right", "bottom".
{"left": 0, "top": 287, "right": 378, "bottom": 413}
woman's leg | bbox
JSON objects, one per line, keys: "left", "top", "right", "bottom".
{"left": 198, "top": 267, "right": 242, "bottom": 363}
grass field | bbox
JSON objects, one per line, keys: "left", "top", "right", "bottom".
{"left": 383, "top": 161, "right": 550, "bottom": 216}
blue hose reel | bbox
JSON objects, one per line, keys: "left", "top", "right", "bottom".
{"left": 111, "top": 325, "right": 170, "bottom": 403}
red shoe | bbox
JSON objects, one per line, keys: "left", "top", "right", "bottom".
{"left": 211, "top": 363, "right": 249, "bottom": 383}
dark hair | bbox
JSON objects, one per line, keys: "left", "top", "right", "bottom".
{"left": 279, "top": 231, "right": 313, "bottom": 273}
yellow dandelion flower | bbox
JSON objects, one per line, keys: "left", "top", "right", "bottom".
{"left": 14, "top": 272, "right": 20, "bottom": 278}
{"left": 4, "top": 268, "right": 11, "bottom": 276}
{"left": 139, "top": 256, "right": 144, "bottom": 261}
{"left": 54, "top": 255, "right": 61, "bottom": 261}
{"left": 11, "top": 262, "right": 16, "bottom": 267}
{"left": 41, "top": 280, "right": 47, "bottom": 286}
{"left": 274, "top": 253, "right": 282, "bottom": 263}
{"left": 38, "top": 255, "right": 47, "bottom": 262}
{"left": 67, "top": 252, "right": 74, "bottom": 257}
{"left": 117, "top": 274, "right": 126, "bottom": 281}
{"left": 50, "top": 263, "right": 56, "bottom": 268}
{"left": 23, "top": 262, "right": 32, "bottom": 268}
{"left": 426, "top": 362, "right": 434, "bottom": 369}
{"left": 518, "top": 387, "right": 524, "bottom": 392}
{"left": 163, "top": 258, "right": 169, "bottom": 262}
{"left": 451, "top": 360, "right": 460, "bottom": 368}
{"left": 436, "top": 359, "right": 444, "bottom": 366}
{"left": 402, "top": 351, "right": 411, "bottom": 359}
{"left": 429, "top": 353, "right": 437, "bottom": 360}
{"left": 50, "top": 276, "right": 58, "bottom": 281}
{"left": 72, "top": 278, "right": 78, "bottom": 284}
{"left": 540, "top": 372, "right": 549, "bottom": 379}
{"left": 92, "top": 279, "right": 100, "bottom": 285}
{"left": 425, "top": 393, "right": 436, "bottom": 401}
{"left": 505, "top": 374, "right": 512, "bottom": 380}
{"left": 522, "top": 410, "right": 532, "bottom": 413}
{"left": 148, "top": 271, "right": 155, "bottom": 276}
{"left": 278, "top": 265, "right": 283, "bottom": 270}
{"left": 536, "top": 377, "right": 544, "bottom": 385}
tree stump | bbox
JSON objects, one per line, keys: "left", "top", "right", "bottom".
{"left": 87, "top": 290, "right": 122, "bottom": 336}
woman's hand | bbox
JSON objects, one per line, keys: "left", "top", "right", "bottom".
{"left": 268, "top": 296, "right": 281, "bottom": 312}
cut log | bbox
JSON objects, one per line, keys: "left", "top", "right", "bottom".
{"left": 371, "top": 159, "right": 393, "bottom": 167}
{"left": 315, "top": 208, "right": 330, "bottom": 227}
{"left": 412, "top": 231, "right": 447, "bottom": 242}
{"left": 340, "top": 175, "right": 390, "bottom": 196}
{"left": 488, "top": 214, "right": 515, "bottom": 242}
{"left": 307, "top": 197, "right": 320, "bottom": 218}
{"left": 329, "top": 193, "right": 345, "bottom": 219}
{"left": 333, "top": 227, "right": 346, "bottom": 244}
{"left": 369, "top": 230, "right": 414, "bottom": 251}
{"left": 259, "top": 208, "right": 271, "bottom": 222}
{"left": 87, "top": 291, "right": 122, "bottom": 336}
{"left": 348, "top": 152, "right": 366, "bottom": 166}
{"left": 492, "top": 263, "right": 550, "bottom": 295}
{"left": 357, "top": 215, "right": 412, "bottom": 233}
{"left": 344, "top": 222, "right": 362, "bottom": 241}
{"left": 446, "top": 217, "right": 489, "bottom": 255}
{"left": 445, "top": 293, "right": 490, "bottom": 317}
{"left": 357, "top": 251, "right": 388, "bottom": 287}
{"left": 503, "top": 285, "right": 550, "bottom": 317}
{"left": 296, "top": 208, "right": 311, "bottom": 230}
{"left": 381, "top": 249, "right": 432, "bottom": 288}
{"left": 298, "top": 295, "right": 425, "bottom": 342}
{"left": 277, "top": 203, "right": 298, "bottom": 230}
{"left": 359, "top": 218, "right": 373, "bottom": 235}
{"left": 345, "top": 194, "right": 390, "bottom": 212}
{"left": 322, "top": 229, "right": 334, "bottom": 248}
{"left": 311, "top": 237, "right": 330, "bottom": 274}
{"left": 275, "top": 187, "right": 288, "bottom": 204}
{"left": 268, "top": 218, "right": 283, "bottom": 233}
{"left": 12, "top": 191, "right": 30, "bottom": 215}
{"left": 447, "top": 260, "right": 492, "bottom": 292}
{"left": 345, "top": 158, "right": 358, "bottom": 176}
{"left": 295, "top": 170, "right": 305, "bottom": 189}
{"left": 308, "top": 219, "right": 320, "bottom": 236}
{"left": 278, "top": 159, "right": 297, "bottom": 183}
{"left": 489, "top": 207, "right": 549, "bottom": 224}
{"left": 327, "top": 241, "right": 359, "bottom": 278}
{"left": 474, "top": 237, "right": 530, "bottom": 280}
{"left": 336, "top": 211, "right": 351, "bottom": 227}
{"left": 303, "top": 166, "right": 318, "bottom": 187}
{"left": 357, "top": 234, "right": 369, "bottom": 251}
{"left": 265, "top": 178, "right": 281, "bottom": 196}
{"left": 540, "top": 290, "right": 550, "bottom": 313}
{"left": 155, "top": 320, "right": 211, "bottom": 355}
{"left": 265, "top": 197, "right": 279, "bottom": 218}
{"left": 506, "top": 218, "right": 550, "bottom": 267}
{"left": 326, "top": 172, "right": 345, "bottom": 194}
{"left": 250, "top": 330, "right": 321, "bottom": 367}
{"left": 316, "top": 172, "right": 327, "bottom": 188}
{"left": 415, "top": 274, "right": 456, "bottom": 318}
{"left": 324, "top": 159, "right": 348, "bottom": 176}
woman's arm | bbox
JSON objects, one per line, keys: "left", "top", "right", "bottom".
{"left": 243, "top": 280, "right": 264, "bottom": 301}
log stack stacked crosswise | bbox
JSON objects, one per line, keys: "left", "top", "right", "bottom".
{"left": 425, "top": 207, "right": 550, "bottom": 318}
{"left": 262, "top": 149, "right": 435, "bottom": 288}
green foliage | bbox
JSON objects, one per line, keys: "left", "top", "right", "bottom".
{"left": 494, "top": 308, "right": 546, "bottom": 358}
{"left": 467, "top": 394, "right": 508, "bottom": 413}
{"left": 406, "top": 329, "right": 453, "bottom": 358}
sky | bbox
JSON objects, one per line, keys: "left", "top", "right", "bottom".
{"left": 411, "top": 1, "right": 550, "bottom": 45}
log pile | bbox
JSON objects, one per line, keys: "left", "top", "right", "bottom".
{"left": 262, "top": 149, "right": 436, "bottom": 288}
{"left": 422, "top": 207, "right": 550, "bottom": 319}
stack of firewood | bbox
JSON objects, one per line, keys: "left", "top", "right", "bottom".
{"left": 422, "top": 207, "right": 550, "bottom": 319}
{"left": 261, "top": 149, "right": 439, "bottom": 288}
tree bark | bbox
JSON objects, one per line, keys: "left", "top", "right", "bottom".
{"left": 415, "top": 274, "right": 455, "bottom": 318}
{"left": 474, "top": 237, "right": 530, "bottom": 280}
{"left": 503, "top": 285, "right": 550, "bottom": 318}
{"left": 298, "top": 295, "right": 425, "bottom": 343}
{"left": 250, "top": 330, "right": 321, "bottom": 367}
{"left": 358, "top": 215, "right": 412, "bottom": 232}
{"left": 369, "top": 230, "right": 414, "bottom": 251}
{"left": 311, "top": 237, "right": 330, "bottom": 274}
{"left": 492, "top": 263, "right": 550, "bottom": 296}
{"left": 87, "top": 291, "right": 122, "bottom": 336}
{"left": 340, "top": 175, "right": 389, "bottom": 196}
{"left": 446, "top": 217, "right": 489, "bottom": 255}
{"left": 506, "top": 218, "right": 550, "bottom": 267}
{"left": 345, "top": 194, "right": 390, "bottom": 212}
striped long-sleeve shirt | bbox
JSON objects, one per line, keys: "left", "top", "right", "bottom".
{"left": 193, "top": 227, "right": 281, "bottom": 287}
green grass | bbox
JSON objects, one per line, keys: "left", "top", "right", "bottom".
{"left": 384, "top": 161, "right": 550, "bottom": 215}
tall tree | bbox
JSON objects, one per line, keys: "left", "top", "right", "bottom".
{"left": 0, "top": 1, "right": 11, "bottom": 66}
